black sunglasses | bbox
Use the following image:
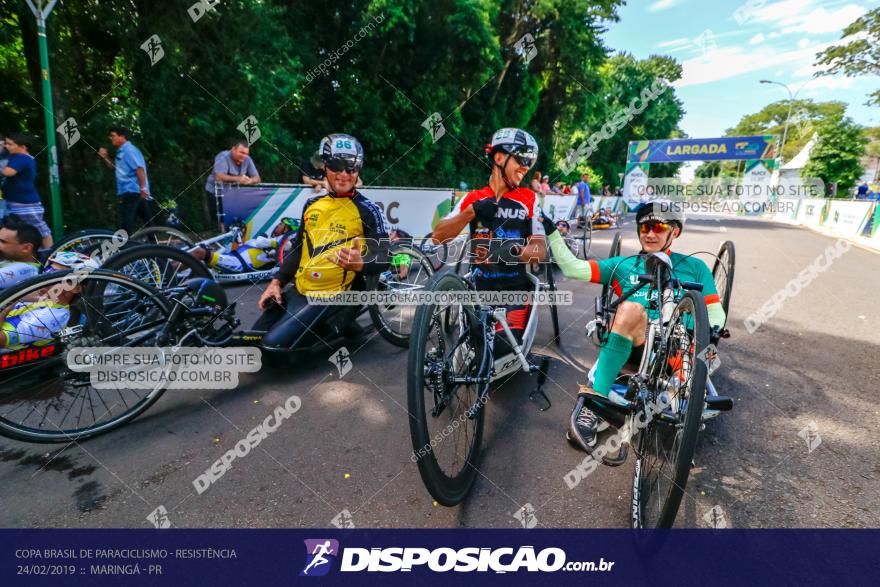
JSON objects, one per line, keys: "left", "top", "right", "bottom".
{"left": 325, "top": 156, "right": 361, "bottom": 173}
{"left": 500, "top": 146, "right": 538, "bottom": 168}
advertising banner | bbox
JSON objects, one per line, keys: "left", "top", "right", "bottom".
{"left": 622, "top": 163, "right": 650, "bottom": 208}
{"left": 541, "top": 195, "right": 577, "bottom": 222}
{"left": 796, "top": 199, "right": 826, "bottom": 227}
{"left": 217, "top": 184, "right": 455, "bottom": 239}
{"left": 627, "top": 135, "right": 776, "bottom": 163}
{"left": 823, "top": 200, "right": 873, "bottom": 237}
{"left": 741, "top": 159, "right": 775, "bottom": 216}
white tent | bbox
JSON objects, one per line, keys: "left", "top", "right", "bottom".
{"left": 778, "top": 132, "right": 817, "bottom": 181}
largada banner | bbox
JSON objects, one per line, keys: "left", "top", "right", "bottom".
{"left": 217, "top": 184, "right": 455, "bottom": 239}
{"left": 627, "top": 135, "right": 777, "bottom": 163}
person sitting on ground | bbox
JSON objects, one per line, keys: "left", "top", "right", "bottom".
{"left": 189, "top": 217, "right": 297, "bottom": 274}
{"left": 0, "top": 218, "right": 41, "bottom": 291}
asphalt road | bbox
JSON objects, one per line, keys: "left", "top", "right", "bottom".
{"left": 1, "top": 216, "right": 878, "bottom": 529}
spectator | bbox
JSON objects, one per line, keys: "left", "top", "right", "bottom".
{"left": 540, "top": 175, "right": 551, "bottom": 193}
{"left": 552, "top": 181, "right": 563, "bottom": 194}
{"left": 301, "top": 151, "right": 327, "bottom": 192}
{"left": 0, "top": 217, "right": 41, "bottom": 290}
{"left": 530, "top": 171, "right": 542, "bottom": 192}
{"left": 0, "top": 133, "right": 8, "bottom": 223}
{"left": 1, "top": 133, "right": 52, "bottom": 248}
{"left": 205, "top": 140, "right": 261, "bottom": 227}
{"left": 856, "top": 181, "right": 869, "bottom": 199}
{"left": 614, "top": 186, "right": 622, "bottom": 197}
{"left": 574, "top": 172, "right": 591, "bottom": 223}
{"left": 602, "top": 185, "right": 611, "bottom": 197}
{"left": 98, "top": 126, "right": 158, "bottom": 236}
{"left": 562, "top": 183, "right": 572, "bottom": 195}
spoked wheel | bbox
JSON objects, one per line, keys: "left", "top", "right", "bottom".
{"left": 408, "top": 272, "right": 485, "bottom": 506}
{"left": 711, "top": 241, "right": 735, "bottom": 327}
{"left": 0, "top": 270, "right": 174, "bottom": 443}
{"left": 101, "top": 244, "right": 212, "bottom": 295}
{"left": 368, "top": 244, "right": 435, "bottom": 347}
{"left": 130, "top": 226, "right": 195, "bottom": 249}
{"left": 575, "top": 221, "right": 593, "bottom": 260}
{"left": 632, "top": 290, "right": 709, "bottom": 528}
{"left": 608, "top": 232, "right": 622, "bottom": 258}
{"left": 43, "top": 229, "right": 125, "bottom": 268}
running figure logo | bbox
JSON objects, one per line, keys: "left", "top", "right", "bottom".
{"left": 300, "top": 539, "right": 339, "bottom": 577}
{"left": 421, "top": 112, "right": 445, "bottom": 143}
{"left": 329, "top": 346, "right": 352, "bottom": 378}
{"left": 237, "top": 115, "right": 261, "bottom": 146}
{"left": 140, "top": 34, "right": 165, "bottom": 66}
{"left": 56, "top": 117, "right": 80, "bottom": 149}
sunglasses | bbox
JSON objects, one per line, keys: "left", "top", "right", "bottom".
{"left": 638, "top": 221, "right": 672, "bottom": 235}
{"left": 325, "top": 156, "right": 361, "bottom": 173}
{"left": 500, "top": 146, "right": 538, "bottom": 168}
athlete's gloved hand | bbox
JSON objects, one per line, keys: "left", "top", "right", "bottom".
{"left": 539, "top": 213, "right": 557, "bottom": 235}
{"left": 471, "top": 198, "right": 498, "bottom": 223}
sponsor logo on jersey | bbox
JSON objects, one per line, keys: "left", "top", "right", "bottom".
{"left": 497, "top": 207, "right": 528, "bottom": 220}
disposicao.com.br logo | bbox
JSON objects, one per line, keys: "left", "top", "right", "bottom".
{"left": 300, "top": 541, "right": 615, "bottom": 574}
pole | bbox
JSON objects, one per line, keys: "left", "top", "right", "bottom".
{"left": 28, "top": 0, "right": 63, "bottom": 236}
{"left": 779, "top": 87, "right": 793, "bottom": 165}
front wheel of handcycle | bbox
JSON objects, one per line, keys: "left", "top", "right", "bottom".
{"left": 0, "top": 270, "right": 175, "bottom": 443}
{"left": 711, "top": 240, "right": 735, "bottom": 327}
{"left": 408, "top": 271, "right": 485, "bottom": 506}
{"left": 632, "top": 290, "right": 709, "bottom": 528}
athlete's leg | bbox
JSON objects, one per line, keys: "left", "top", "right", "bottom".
{"left": 254, "top": 288, "right": 338, "bottom": 349}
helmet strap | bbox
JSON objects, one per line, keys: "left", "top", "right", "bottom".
{"left": 490, "top": 151, "right": 518, "bottom": 193}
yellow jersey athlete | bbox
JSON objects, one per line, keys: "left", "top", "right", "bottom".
{"left": 253, "top": 134, "right": 390, "bottom": 349}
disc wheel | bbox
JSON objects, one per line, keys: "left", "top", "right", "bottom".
{"left": 632, "top": 291, "right": 709, "bottom": 528}
{"left": 408, "top": 271, "right": 485, "bottom": 506}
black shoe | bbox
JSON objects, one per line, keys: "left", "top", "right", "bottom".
{"left": 566, "top": 399, "right": 610, "bottom": 452}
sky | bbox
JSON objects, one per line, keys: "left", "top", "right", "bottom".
{"left": 603, "top": 0, "right": 879, "bottom": 140}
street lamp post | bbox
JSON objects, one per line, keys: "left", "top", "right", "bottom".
{"left": 24, "top": 0, "right": 63, "bottom": 237}
{"left": 759, "top": 79, "right": 814, "bottom": 165}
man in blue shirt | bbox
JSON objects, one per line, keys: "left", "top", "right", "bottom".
{"left": 204, "top": 140, "right": 261, "bottom": 229}
{"left": 1, "top": 133, "right": 52, "bottom": 248}
{"left": 99, "top": 126, "right": 157, "bottom": 235}
{"left": 575, "top": 172, "right": 591, "bottom": 226}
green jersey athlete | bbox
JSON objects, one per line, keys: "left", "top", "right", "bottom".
{"left": 543, "top": 200, "right": 726, "bottom": 451}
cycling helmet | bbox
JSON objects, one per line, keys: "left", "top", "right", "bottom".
{"left": 486, "top": 128, "right": 539, "bottom": 190}
{"left": 318, "top": 133, "right": 364, "bottom": 172}
{"left": 46, "top": 251, "right": 100, "bottom": 272}
{"left": 635, "top": 200, "right": 685, "bottom": 232}
{"left": 280, "top": 217, "right": 301, "bottom": 231}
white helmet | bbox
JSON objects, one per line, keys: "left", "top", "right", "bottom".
{"left": 47, "top": 251, "right": 100, "bottom": 271}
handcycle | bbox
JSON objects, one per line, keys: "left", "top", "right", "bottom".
{"left": 407, "top": 248, "right": 560, "bottom": 506}
{"left": 580, "top": 243, "right": 736, "bottom": 528}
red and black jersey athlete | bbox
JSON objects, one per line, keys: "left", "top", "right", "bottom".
{"left": 431, "top": 128, "right": 546, "bottom": 355}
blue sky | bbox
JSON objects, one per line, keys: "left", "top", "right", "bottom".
{"left": 603, "top": 0, "right": 879, "bottom": 138}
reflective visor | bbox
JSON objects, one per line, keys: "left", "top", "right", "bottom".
{"left": 500, "top": 145, "right": 538, "bottom": 167}
{"left": 324, "top": 155, "right": 362, "bottom": 173}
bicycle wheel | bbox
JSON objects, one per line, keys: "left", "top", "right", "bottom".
{"left": 131, "top": 226, "right": 195, "bottom": 249}
{"left": 633, "top": 290, "right": 709, "bottom": 528}
{"left": 408, "top": 271, "right": 485, "bottom": 506}
{"left": 576, "top": 222, "right": 593, "bottom": 260}
{"left": 711, "top": 241, "right": 735, "bottom": 326}
{"left": 369, "top": 244, "right": 435, "bottom": 348}
{"left": 101, "top": 244, "right": 212, "bottom": 294}
{"left": 608, "top": 232, "right": 622, "bottom": 259}
{"left": 44, "top": 229, "right": 123, "bottom": 268}
{"left": 0, "top": 270, "right": 173, "bottom": 443}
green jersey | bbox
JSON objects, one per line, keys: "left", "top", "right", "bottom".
{"left": 547, "top": 231, "right": 725, "bottom": 329}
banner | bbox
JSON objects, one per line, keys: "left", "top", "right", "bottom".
{"left": 622, "top": 163, "right": 650, "bottom": 208}
{"left": 773, "top": 198, "right": 801, "bottom": 222}
{"left": 823, "top": 200, "right": 873, "bottom": 237}
{"left": 796, "top": 199, "right": 826, "bottom": 227}
{"left": 862, "top": 202, "right": 879, "bottom": 238}
{"left": 217, "top": 184, "right": 455, "bottom": 239}
{"left": 541, "top": 195, "right": 577, "bottom": 222}
{"left": 627, "top": 135, "right": 777, "bottom": 163}
{"left": 741, "top": 160, "right": 775, "bottom": 216}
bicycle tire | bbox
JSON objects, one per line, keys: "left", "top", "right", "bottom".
{"left": 608, "top": 232, "right": 622, "bottom": 259}
{"left": 44, "top": 229, "right": 125, "bottom": 267}
{"left": 633, "top": 290, "right": 709, "bottom": 528}
{"left": 408, "top": 271, "right": 485, "bottom": 505}
{"left": 0, "top": 270, "right": 173, "bottom": 443}
{"left": 577, "top": 222, "right": 593, "bottom": 260}
{"left": 368, "top": 244, "right": 435, "bottom": 347}
{"left": 711, "top": 240, "right": 735, "bottom": 327}
{"left": 131, "top": 226, "right": 195, "bottom": 249}
{"left": 101, "top": 244, "right": 212, "bottom": 293}
{"left": 544, "top": 262, "right": 560, "bottom": 344}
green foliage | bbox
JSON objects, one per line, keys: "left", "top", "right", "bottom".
{"left": 3, "top": 0, "right": 685, "bottom": 232}
{"left": 814, "top": 7, "right": 880, "bottom": 106}
{"left": 802, "top": 114, "right": 867, "bottom": 195}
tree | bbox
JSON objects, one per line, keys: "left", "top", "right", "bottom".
{"left": 814, "top": 7, "right": 880, "bottom": 106}
{"left": 802, "top": 115, "right": 867, "bottom": 195}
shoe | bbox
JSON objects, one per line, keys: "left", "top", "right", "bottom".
{"left": 566, "top": 400, "right": 609, "bottom": 452}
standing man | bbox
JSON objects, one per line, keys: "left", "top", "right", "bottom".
{"left": 205, "top": 140, "right": 261, "bottom": 228}
{"left": 575, "top": 172, "right": 591, "bottom": 226}
{"left": 98, "top": 127, "right": 155, "bottom": 235}
{"left": 1, "top": 134, "right": 52, "bottom": 248}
